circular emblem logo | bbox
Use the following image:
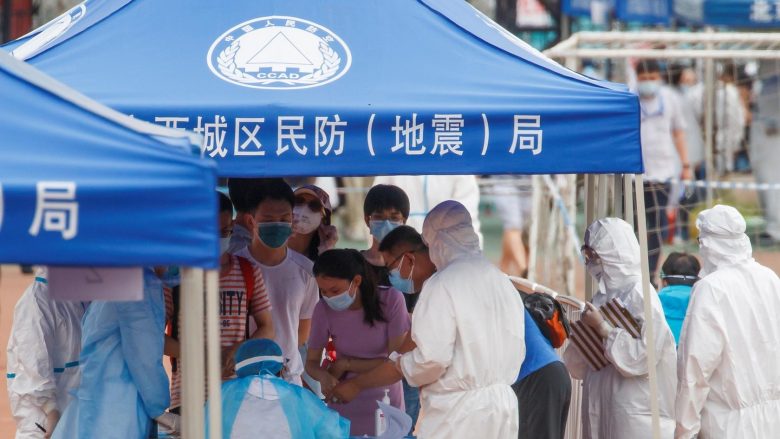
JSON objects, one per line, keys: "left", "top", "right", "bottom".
{"left": 207, "top": 16, "right": 352, "bottom": 90}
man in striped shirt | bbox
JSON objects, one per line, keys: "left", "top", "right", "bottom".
{"left": 165, "top": 192, "right": 274, "bottom": 411}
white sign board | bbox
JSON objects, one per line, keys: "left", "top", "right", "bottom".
{"left": 49, "top": 267, "right": 144, "bottom": 302}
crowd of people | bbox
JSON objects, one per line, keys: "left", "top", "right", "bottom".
{"left": 5, "top": 176, "right": 780, "bottom": 439}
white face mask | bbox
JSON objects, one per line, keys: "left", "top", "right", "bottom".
{"left": 220, "top": 237, "right": 230, "bottom": 255}
{"left": 292, "top": 206, "right": 323, "bottom": 235}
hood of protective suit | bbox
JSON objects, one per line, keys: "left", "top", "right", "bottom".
{"left": 422, "top": 200, "right": 481, "bottom": 269}
{"left": 585, "top": 218, "right": 644, "bottom": 304}
{"left": 697, "top": 205, "right": 753, "bottom": 277}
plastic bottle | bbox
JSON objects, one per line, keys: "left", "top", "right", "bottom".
{"left": 375, "top": 388, "right": 391, "bottom": 435}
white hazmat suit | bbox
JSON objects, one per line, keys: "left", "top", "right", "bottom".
{"left": 373, "top": 175, "right": 483, "bottom": 245}
{"left": 675, "top": 205, "right": 780, "bottom": 438}
{"left": 399, "top": 200, "right": 525, "bottom": 439}
{"left": 563, "top": 218, "right": 677, "bottom": 438}
{"left": 6, "top": 268, "right": 85, "bottom": 439}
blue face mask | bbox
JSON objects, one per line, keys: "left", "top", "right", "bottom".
{"left": 389, "top": 255, "right": 415, "bottom": 294}
{"left": 637, "top": 80, "right": 661, "bottom": 98}
{"left": 322, "top": 281, "right": 356, "bottom": 311}
{"left": 258, "top": 222, "right": 292, "bottom": 249}
{"left": 370, "top": 220, "right": 403, "bottom": 243}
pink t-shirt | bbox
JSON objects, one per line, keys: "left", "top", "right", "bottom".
{"left": 309, "top": 287, "right": 411, "bottom": 436}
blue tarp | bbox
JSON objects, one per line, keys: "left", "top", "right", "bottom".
{"left": 0, "top": 51, "right": 219, "bottom": 268}
{"left": 675, "top": 0, "right": 780, "bottom": 28}
{"left": 4, "top": 0, "right": 643, "bottom": 177}
{"left": 617, "top": 0, "right": 672, "bottom": 24}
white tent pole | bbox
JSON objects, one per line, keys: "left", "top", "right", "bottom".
{"left": 181, "top": 268, "right": 206, "bottom": 439}
{"left": 613, "top": 174, "right": 624, "bottom": 219}
{"left": 528, "top": 175, "right": 542, "bottom": 282}
{"left": 584, "top": 175, "right": 596, "bottom": 300}
{"left": 597, "top": 175, "right": 609, "bottom": 218}
{"left": 205, "top": 269, "right": 222, "bottom": 439}
{"left": 566, "top": 174, "right": 577, "bottom": 295}
{"left": 634, "top": 174, "right": 661, "bottom": 439}
{"left": 624, "top": 174, "right": 635, "bottom": 225}
{"left": 704, "top": 27, "right": 716, "bottom": 207}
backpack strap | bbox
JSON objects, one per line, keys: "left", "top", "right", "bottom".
{"left": 237, "top": 256, "right": 255, "bottom": 339}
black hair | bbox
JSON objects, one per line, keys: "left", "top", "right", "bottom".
{"left": 218, "top": 191, "right": 233, "bottom": 213}
{"left": 239, "top": 178, "right": 295, "bottom": 213}
{"left": 636, "top": 59, "right": 662, "bottom": 76}
{"left": 661, "top": 252, "right": 701, "bottom": 286}
{"left": 313, "top": 249, "right": 386, "bottom": 327}
{"left": 303, "top": 235, "right": 322, "bottom": 262}
{"left": 363, "top": 185, "right": 410, "bottom": 218}
{"left": 379, "top": 225, "right": 427, "bottom": 253}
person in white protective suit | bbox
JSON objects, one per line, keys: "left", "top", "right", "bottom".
{"left": 372, "top": 175, "right": 483, "bottom": 245}
{"left": 206, "top": 338, "right": 350, "bottom": 439}
{"left": 563, "top": 218, "right": 677, "bottom": 438}
{"left": 329, "top": 200, "right": 525, "bottom": 439}
{"left": 52, "top": 268, "right": 178, "bottom": 439}
{"left": 6, "top": 268, "right": 86, "bottom": 438}
{"left": 675, "top": 205, "right": 780, "bottom": 438}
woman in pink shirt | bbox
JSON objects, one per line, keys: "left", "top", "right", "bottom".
{"left": 306, "top": 249, "right": 410, "bottom": 436}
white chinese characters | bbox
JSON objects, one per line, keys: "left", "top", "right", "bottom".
{"left": 431, "top": 114, "right": 465, "bottom": 156}
{"left": 750, "top": 1, "right": 780, "bottom": 22}
{"left": 391, "top": 113, "right": 426, "bottom": 155}
{"left": 315, "top": 115, "right": 347, "bottom": 156}
{"left": 151, "top": 113, "right": 544, "bottom": 159}
{"left": 509, "top": 115, "right": 543, "bottom": 156}
{"left": 29, "top": 182, "right": 79, "bottom": 240}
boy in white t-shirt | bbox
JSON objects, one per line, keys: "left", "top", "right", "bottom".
{"left": 233, "top": 178, "right": 319, "bottom": 385}
{"left": 636, "top": 59, "right": 692, "bottom": 284}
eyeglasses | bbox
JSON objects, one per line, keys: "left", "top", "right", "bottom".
{"left": 294, "top": 196, "right": 324, "bottom": 214}
{"left": 369, "top": 213, "right": 405, "bottom": 223}
{"left": 580, "top": 245, "right": 600, "bottom": 265}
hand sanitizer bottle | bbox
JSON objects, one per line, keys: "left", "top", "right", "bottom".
{"left": 375, "top": 388, "right": 391, "bottom": 435}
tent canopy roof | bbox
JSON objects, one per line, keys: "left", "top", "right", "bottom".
{"left": 6, "top": 0, "right": 643, "bottom": 177}
{"left": 0, "top": 51, "right": 218, "bottom": 268}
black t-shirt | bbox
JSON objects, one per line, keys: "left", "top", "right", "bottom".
{"left": 369, "top": 262, "right": 419, "bottom": 313}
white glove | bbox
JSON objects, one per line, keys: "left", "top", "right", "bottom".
{"left": 155, "top": 412, "right": 181, "bottom": 433}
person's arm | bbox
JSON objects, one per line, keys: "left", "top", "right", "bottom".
{"left": 250, "top": 310, "right": 274, "bottom": 340}
{"left": 675, "top": 284, "right": 724, "bottom": 439}
{"left": 398, "top": 277, "right": 456, "bottom": 388}
{"left": 8, "top": 288, "right": 59, "bottom": 430}
{"left": 164, "top": 335, "right": 180, "bottom": 358}
{"left": 305, "top": 347, "right": 340, "bottom": 396}
{"left": 674, "top": 130, "right": 692, "bottom": 181}
{"left": 298, "top": 319, "right": 312, "bottom": 347}
{"left": 330, "top": 357, "right": 387, "bottom": 377}
{"left": 329, "top": 360, "right": 404, "bottom": 403}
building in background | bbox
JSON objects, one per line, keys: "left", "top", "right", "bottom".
{"left": 1, "top": 0, "right": 81, "bottom": 42}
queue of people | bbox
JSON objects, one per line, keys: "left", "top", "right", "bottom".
{"left": 5, "top": 174, "right": 780, "bottom": 439}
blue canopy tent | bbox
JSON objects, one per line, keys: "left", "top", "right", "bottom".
{"left": 4, "top": 0, "right": 642, "bottom": 178}
{"left": 4, "top": 1, "right": 662, "bottom": 438}
{"left": 676, "top": 0, "right": 780, "bottom": 28}
{"left": 0, "top": 50, "right": 218, "bottom": 268}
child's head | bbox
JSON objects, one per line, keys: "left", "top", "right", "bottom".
{"left": 660, "top": 252, "right": 701, "bottom": 287}
{"left": 234, "top": 339, "right": 284, "bottom": 377}
{"left": 363, "top": 184, "right": 410, "bottom": 243}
